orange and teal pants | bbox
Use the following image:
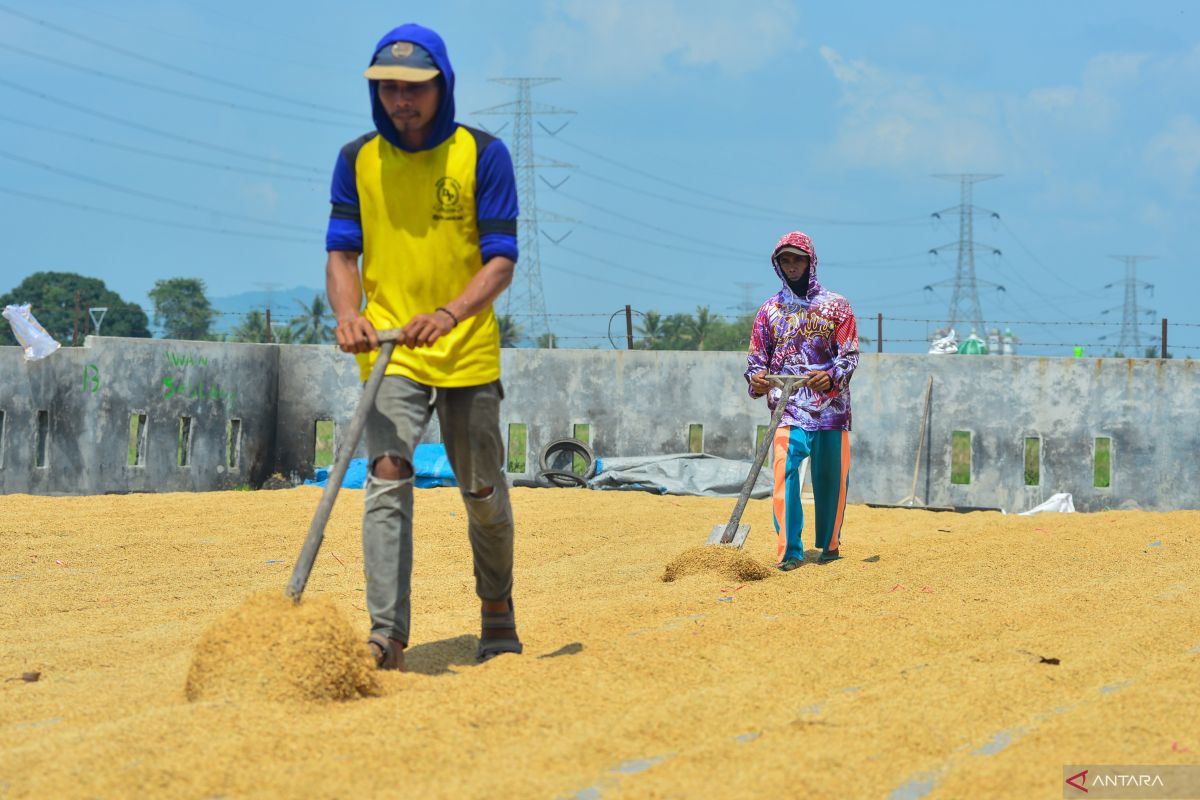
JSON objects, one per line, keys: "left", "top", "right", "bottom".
{"left": 772, "top": 426, "right": 851, "bottom": 562}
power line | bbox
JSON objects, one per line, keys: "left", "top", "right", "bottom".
{"left": 0, "top": 184, "right": 311, "bottom": 243}
{"left": 1103, "top": 255, "right": 1157, "bottom": 352}
{"left": 42, "top": 0, "right": 343, "bottom": 74}
{"left": 0, "top": 148, "right": 316, "bottom": 235}
{"left": 0, "top": 40, "right": 356, "bottom": 128}
{"left": 474, "top": 78, "right": 574, "bottom": 340}
{"left": 0, "top": 4, "right": 357, "bottom": 118}
{"left": 0, "top": 113, "right": 324, "bottom": 185}
{"left": 926, "top": 174, "right": 1002, "bottom": 335}
{"left": 545, "top": 135, "right": 929, "bottom": 226}
{"left": 574, "top": 220, "right": 758, "bottom": 262}
{"left": 0, "top": 76, "right": 325, "bottom": 174}
{"left": 553, "top": 187, "right": 761, "bottom": 260}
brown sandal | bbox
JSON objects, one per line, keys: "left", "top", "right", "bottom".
{"left": 477, "top": 599, "right": 523, "bottom": 663}
{"left": 367, "top": 633, "right": 405, "bottom": 671}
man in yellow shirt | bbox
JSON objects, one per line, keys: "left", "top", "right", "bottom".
{"left": 326, "top": 24, "right": 521, "bottom": 669}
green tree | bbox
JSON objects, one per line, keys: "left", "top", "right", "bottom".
{"left": 231, "top": 310, "right": 272, "bottom": 343}
{"left": 536, "top": 331, "right": 558, "bottom": 349}
{"left": 272, "top": 324, "right": 298, "bottom": 344}
{"left": 0, "top": 271, "right": 150, "bottom": 346}
{"left": 690, "top": 306, "right": 715, "bottom": 350}
{"left": 288, "top": 295, "right": 334, "bottom": 344}
{"left": 705, "top": 313, "right": 755, "bottom": 351}
{"left": 637, "top": 310, "right": 663, "bottom": 349}
{"left": 148, "top": 278, "right": 215, "bottom": 340}
{"left": 660, "top": 313, "right": 696, "bottom": 349}
{"left": 497, "top": 314, "right": 523, "bottom": 348}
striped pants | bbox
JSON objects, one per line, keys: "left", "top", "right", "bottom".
{"left": 772, "top": 426, "right": 851, "bottom": 563}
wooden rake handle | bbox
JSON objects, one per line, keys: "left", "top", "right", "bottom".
{"left": 718, "top": 376, "right": 810, "bottom": 544}
{"left": 285, "top": 333, "right": 401, "bottom": 601}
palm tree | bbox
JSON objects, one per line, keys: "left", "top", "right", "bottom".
{"left": 289, "top": 295, "right": 335, "bottom": 344}
{"left": 272, "top": 324, "right": 298, "bottom": 344}
{"left": 660, "top": 313, "right": 694, "bottom": 349}
{"left": 497, "top": 314, "right": 523, "bottom": 347}
{"left": 691, "top": 306, "right": 715, "bottom": 351}
{"left": 232, "top": 310, "right": 271, "bottom": 343}
{"left": 637, "top": 311, "right": 663, "bottom": 349}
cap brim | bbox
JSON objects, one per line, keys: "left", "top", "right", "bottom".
{"left": 364, "top": 65, "right": 440, "bottom": 81}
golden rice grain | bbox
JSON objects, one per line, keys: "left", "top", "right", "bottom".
{"left": 185, "top": 591, "right": 380, "bottom": 703}
{"left": 662, "top": 545, "right": 776, "bottom": 582}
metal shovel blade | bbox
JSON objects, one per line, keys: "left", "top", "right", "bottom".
{"left": 707, "top": 523, "right": 750, "bottom": 548}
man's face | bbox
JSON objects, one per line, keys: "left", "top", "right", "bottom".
{"left": 776, "top": 251, "right": 810, "bottom": 281}
{"left": 377, "top": 78, "right": 441, "bottom": 135}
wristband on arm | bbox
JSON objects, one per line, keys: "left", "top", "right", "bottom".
{"left": 436, "top": 306, "right": 459, "bottom": 327}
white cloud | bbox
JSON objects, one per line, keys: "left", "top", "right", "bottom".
{"left": 530, "top": 0, "right": 800, "bottom": 80}
{"left": 817, "top": 45, "right": 1006, "bottom": 172}
{"left": 1021, "top": 51, "right": 1146, "bottom": 134}
{"left": 815, "top": 46, "right": 1161, "bottom": 174}
{"left": 1144, "top": 114, "right": 1200, "bottom": 190}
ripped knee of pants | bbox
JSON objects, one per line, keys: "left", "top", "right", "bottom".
{"left": 370, "top": 454, "right": 413, "bottom": 481}
{"left": 365, "top": 454, "right": 414, "bottom": 501}
{"left": 462, "top": 484, "right": 511, "bottom": 527}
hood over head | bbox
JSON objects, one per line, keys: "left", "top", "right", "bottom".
{"left": 366, "top": 24, "right": 456, "bottom": 152}
{"left": 771, "top": 231, "right": 820, "bottom": 299}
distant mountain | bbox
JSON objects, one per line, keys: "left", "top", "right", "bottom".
{"left": 210, "top": 286, "right": 325, "bottom": 334}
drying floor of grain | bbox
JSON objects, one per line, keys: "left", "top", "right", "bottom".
{"left": 1, "top": 488, "right": 1197, "bottom": 799}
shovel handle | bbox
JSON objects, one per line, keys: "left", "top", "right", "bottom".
{"left": 719, "top": 376, "right": 808, "bottom": 543}
{"left": 285, "top": 338, "right": 397, "bottom": 601}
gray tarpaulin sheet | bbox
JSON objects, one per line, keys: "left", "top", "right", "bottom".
{"left": 588, "top": 453, "right": 773, "bottom": 498}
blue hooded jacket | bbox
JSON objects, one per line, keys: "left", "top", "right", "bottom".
{"left": 368, "top": 24, "right": 457, "bottom": 152}
{"left": 325, "top": 24, "right": 519, "bottom": 263}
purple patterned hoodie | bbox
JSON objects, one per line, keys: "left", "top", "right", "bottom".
{"left": 744, "top": 231, "right": 860, "bottom": 431}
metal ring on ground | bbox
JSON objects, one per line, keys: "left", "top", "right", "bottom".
{"left": 537, "top": 469, "right": 588, "bottom": 488}
{"left": 537, "top": 437, "right": 596, "bottom": 481}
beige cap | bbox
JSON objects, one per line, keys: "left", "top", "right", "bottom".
{"left": 363, "top": 41, "right": 440, "bottom": 81}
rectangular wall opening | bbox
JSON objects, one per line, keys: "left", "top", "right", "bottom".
{"left": 35, "top": 409, "right": 49, "bottom": 469}
{"left": 950, "top": 430, "right": 971, "bottom": 485}
{"left": 127, "top": 413, "right": 147, "bottom": 467}
{"left": 227, "top": 419, "right": 242, "bottom": 469}
{"left": 314, "top": 419, "right": 334, "bottom": 467}
{"left": 688, "top": 423, "right": 704, "bottom": 454}
{"left": 1094, "top": 437, "right": 1112, "bottom": 488}
{"left": 177, "top": 416, "right": 194, "bottom": 467}
{"left": 572, "top": 423, "right": 591, "bottom": 475}
{"left": 506, "top": 423, "right": 527, "bottom": 473}
{"left": 1023, "top": 437, "right": 1041, "bottom": 486}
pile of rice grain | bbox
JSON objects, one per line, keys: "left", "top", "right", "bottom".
{"left": 185, "top": 591, "right": 380, "bottom": 703}
{"left": 662, "top": 545, "right": 776, "bottom": 583}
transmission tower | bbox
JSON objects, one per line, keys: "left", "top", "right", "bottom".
{"left": 474, "top": 79, "right": 574, "bottom": 344}
{"left": 926, "top": 174, "right": 1004, "bottom": 337}
{"left": 734, "top": 281, "right": 758, "bottom": 315}
{"left": 1100, "top": 255, "right": 1156, "bottom": 354}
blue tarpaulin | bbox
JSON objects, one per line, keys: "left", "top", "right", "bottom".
{"left": 306, "top": 443, "right": 458, "bottom": 489}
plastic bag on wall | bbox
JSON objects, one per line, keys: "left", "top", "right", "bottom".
{"left": 928, "top": 328, "right": 958, "bottom": 355}
{"left": 1018, "top": 492, "right": 1075, "bottom": 515}
{"left": 3, "top": 304, "right": 61, "bottom": 360}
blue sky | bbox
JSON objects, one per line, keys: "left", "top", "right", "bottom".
{"left": 0, "top": 0, "right": 1196, "bottom": 355}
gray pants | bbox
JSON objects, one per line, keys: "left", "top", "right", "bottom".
{"left": 362, "top": 376, "right": 513, "bottom": 645}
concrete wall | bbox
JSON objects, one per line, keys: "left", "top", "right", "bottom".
{"left": 0, "top": 336, "right": 278, "bottom": 494}
{"left": 3, "top": 337, "right": 1198, "bottom": 511}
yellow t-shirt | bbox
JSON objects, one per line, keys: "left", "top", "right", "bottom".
{"left": 352, "top": 127, "right": 500, "bottom": 386}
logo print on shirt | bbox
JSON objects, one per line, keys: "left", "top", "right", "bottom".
{"left": 434, "top": 177, "right": 464, "bottom": 221}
